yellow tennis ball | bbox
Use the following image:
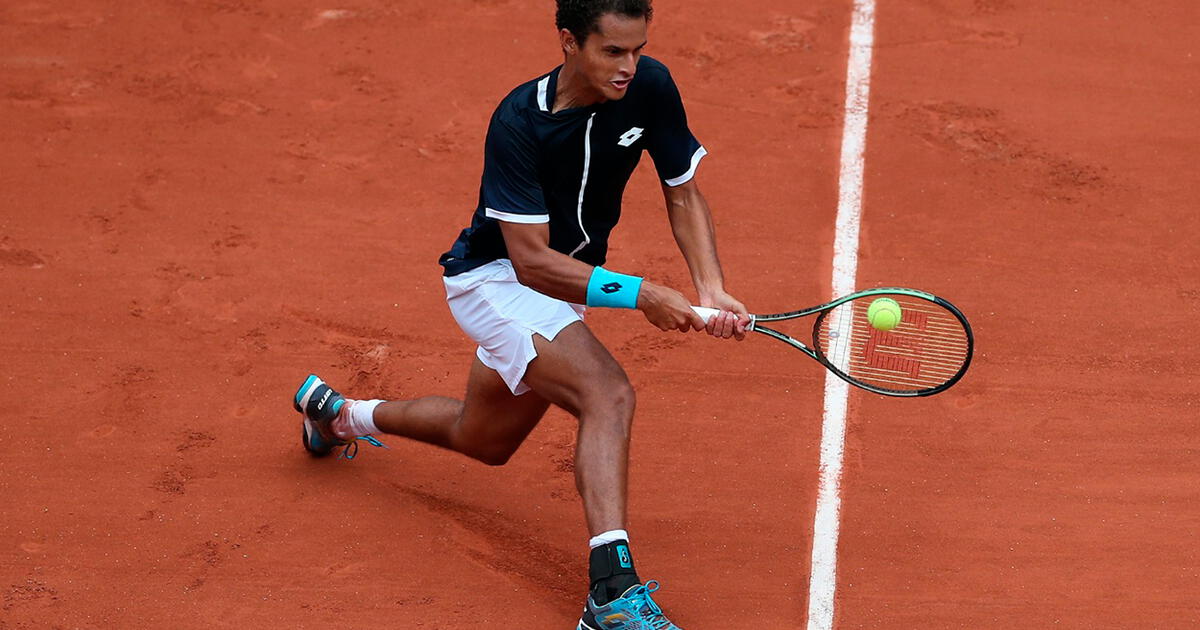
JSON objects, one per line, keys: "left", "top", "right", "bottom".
{"left": 867, "top": 297, "right": 902, "bottom": 331}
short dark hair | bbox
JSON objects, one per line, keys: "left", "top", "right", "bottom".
{"left": 556, "top": 0, "right": 653, "bottom": 45}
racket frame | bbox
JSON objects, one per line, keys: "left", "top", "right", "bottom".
{"left": 697, "top": 287, "right": 974, "bottom": 397}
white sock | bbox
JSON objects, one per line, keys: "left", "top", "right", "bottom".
{"left": 335, "top": 399, "right": 382, "bottom": 438}
{"left": 589, "top": 529, "right": 630, "bottom": 549}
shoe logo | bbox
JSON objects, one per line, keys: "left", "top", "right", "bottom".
{"left": 316, "top": 389, "right": 332, "bottom": 410}
{"left": 617, "top": 127, "right": 644, "bottom": 147}
{"left": 617, "top": 544, "right": 632, "bottom": 569}
{"left": 601, "top": 282, "right": 622, "bottom": 294}
{"left": 603, "top": 613, "right": 630, "bottom": 623}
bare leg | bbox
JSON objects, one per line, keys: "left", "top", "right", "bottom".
{"left": 368, "top": 321, "right": 634, "bottom": 535}
{"left": 371, "top": 357, "right": 551, "bottom": 466}
{"left": 520, "top": 322, "right": 636, "bottom": 536}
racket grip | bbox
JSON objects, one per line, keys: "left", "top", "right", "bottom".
{"left": 691, "top": 306, "right": 757, "bottom": 332}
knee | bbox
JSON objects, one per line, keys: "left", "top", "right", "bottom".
{"left": 610, "top": 379, "right": 636, "bottom": 418}
{"left": 452, "top": 436, "right": 517, "bottom": 467}
{"left": 582, "top": 376, "right": 636, "bottom": 424}
{"left": 444, "top": 422, "right": 514, "bottom": 467}
{"left": 476, "top": 449, "right": 513, "bottom": 467}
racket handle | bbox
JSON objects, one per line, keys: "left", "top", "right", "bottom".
{"left": 691, "top": 306, "right": 757, "bottom": 331}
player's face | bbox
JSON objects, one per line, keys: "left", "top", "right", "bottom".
{"left": 572, "top": 13, "right": 648, "bottom": 101}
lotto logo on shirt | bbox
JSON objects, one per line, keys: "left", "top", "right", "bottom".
{"left": 617, "top": 127, "right": 644, "bottom": 147}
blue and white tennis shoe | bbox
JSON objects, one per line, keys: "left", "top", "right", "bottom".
{"left": 577, "top": 581, "right": 683, "bottom": 630}
{"left": 294, "top": 374, "right": 384, "bottom": 459}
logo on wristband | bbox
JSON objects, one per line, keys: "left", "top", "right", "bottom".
{"left": 587, "top": 267, "right": 641, "bottom": 309}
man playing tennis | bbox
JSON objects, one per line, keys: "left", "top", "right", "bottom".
{"left": 293, "top": 1, "right": 748, "bottom": 627}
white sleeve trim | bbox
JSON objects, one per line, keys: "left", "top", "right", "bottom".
{"left": 485, "top": 208, "right": 550, "bottom": 224}
{"left": 663, "top": 146, "right": 708, "bottom": 187}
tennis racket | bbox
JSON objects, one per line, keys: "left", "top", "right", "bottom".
{"left": 693, "top": 288, "right": 973, "bottom": 397}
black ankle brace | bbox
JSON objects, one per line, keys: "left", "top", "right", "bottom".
{"left": 589, "top": 540, "right": 639, "bottom": 600}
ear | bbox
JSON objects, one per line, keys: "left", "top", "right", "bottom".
{"left": 559, "top": 28, "right": 578, "bottom": 55}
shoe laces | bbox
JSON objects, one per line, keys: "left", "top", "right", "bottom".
{"left": 341, "top": 435, "right": 387, "bottom": 460}
{"left": 627, "top": 580, "right": 674, "bottom": 629}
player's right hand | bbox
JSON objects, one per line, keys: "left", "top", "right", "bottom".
{"left": 637, "top": 282, "right": 706, "bottom": 333}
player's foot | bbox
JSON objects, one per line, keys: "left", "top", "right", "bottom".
{"left": 577, "top": 580, "right": 682, "bottom": 630}
{"left": 294, "top": 374, "right": 385, "bottom": 459}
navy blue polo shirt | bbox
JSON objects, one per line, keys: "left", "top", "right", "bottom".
{"left": 439, "top": 56, "right": 706, "bottom": 277}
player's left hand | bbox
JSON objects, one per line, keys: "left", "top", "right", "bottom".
{"left": 699, "top": 290, "right": 750, "bottom": 341}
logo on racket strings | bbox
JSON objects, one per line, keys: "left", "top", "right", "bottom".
{"left": 862, "top": 309, "right": 928, "bottom": 378}
{"left": 601, "top": 282, "right": 623, "bottom": 294}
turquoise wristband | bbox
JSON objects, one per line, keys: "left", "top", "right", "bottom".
{"left": 586, "top": 267, "right": 643, "bottom": 309}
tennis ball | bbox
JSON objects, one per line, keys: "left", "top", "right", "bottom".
{"left": 867, "top": 297, "right": 901, "bottom": 331}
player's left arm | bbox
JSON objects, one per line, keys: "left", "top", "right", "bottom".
{"left": 662, "top": 177, "right": 749, "bottom": 340}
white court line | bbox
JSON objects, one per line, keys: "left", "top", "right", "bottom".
{"left": 807, "top": 1, "right": 876, "bottom": 629}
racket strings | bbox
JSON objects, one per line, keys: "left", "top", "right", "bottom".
{"left": 816, "top": 295, "right": 971, "bottom": 393}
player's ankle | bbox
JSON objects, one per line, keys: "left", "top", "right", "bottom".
{"left": 588, "top": 536, "right": 639, "bottom": 605}
{"left": 592, "top": 573, "right": 640, "bottom": 605}
{"left": 331, "top": 401, "right": 354, "bottom": 439}
{"left": 333, "top": 399, "right": 383, "bottom": 439}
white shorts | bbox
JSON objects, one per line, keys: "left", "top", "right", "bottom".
{"left": 443, "top": 259, "right": 586, "bottom": 395}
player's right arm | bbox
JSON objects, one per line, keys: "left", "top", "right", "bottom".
{"left": 498, "top": 221, "right": 703, "bottom": 333}
{"left": 483, "top": 108, "right": 700, "bottom": 332}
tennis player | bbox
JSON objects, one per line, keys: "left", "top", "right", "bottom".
{"left": 294, "top": 1, "right": 748, "bottom": 627}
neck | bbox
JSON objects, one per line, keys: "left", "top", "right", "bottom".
{"left": 553, "top": 61, "right": 603, "bottom": 113}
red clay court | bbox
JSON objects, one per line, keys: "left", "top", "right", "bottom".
{"left": 2, "top": 0, "right": 1197, "bottom": 627}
